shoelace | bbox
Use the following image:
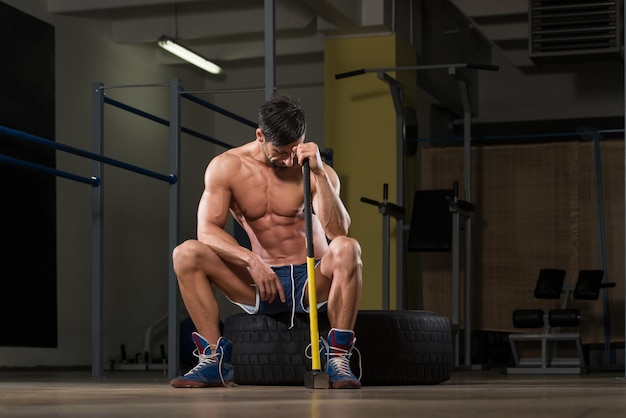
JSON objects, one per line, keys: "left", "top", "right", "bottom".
{"left": 327, "top": 344, "right": 363, "bottom": 380}
{"left": 186, "top": 345, "right": 228, "bottom": 387}
{"left": 306, "top": 338, "right": 363, "bottom": 380}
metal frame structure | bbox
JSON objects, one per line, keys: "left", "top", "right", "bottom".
{"left": 90, "top": 0, "right": 277, "bottom": 379}
{"left": 91, "top": 79, "right": 262, "bottom": 378}
{"left": 335, "top": 63, "right": 498, "bottom": 368}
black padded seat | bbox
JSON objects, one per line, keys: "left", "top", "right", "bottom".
{"left": 507, "top": 269, "right": 609, "bottom": 375}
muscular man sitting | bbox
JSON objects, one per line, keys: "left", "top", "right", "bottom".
{"left": 170, "top": 94, "right": 363, "bottom": 389}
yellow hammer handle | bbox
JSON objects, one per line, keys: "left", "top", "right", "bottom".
{"left": 307, "top": 256, "right": 321, "bottom": 371}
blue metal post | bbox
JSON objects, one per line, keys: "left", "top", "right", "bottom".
{"left": 168, "top": 79, "right": 182, "bottom": 379}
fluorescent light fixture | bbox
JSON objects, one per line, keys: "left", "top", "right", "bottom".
{"left": 157, "top": 36, "right": 223, "bottom": 75}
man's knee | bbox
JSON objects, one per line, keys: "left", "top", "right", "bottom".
{"left": 329, "top": 236, "right": 362, "bottom": 262}
{"left": 172, "top": 239, "right": 206, "bottom": 275}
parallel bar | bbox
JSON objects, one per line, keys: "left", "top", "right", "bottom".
{"left": 181, "top": 127, "right": 234, "bottom": 149}
{"left": 167, "top": 79, "right": 182, "bottom": 379}
{"left": 106, "top": 95, "right": 244, "bottom": 148}
{"left": 180, "top": 93, "right": 257, "bottom": 128}
{"left": 0, "top": 125, "right": 176, "bottom": 184}
{"left": 92, "top": 82, "right": 105, "bottom": 378}
{"left": 0, "top": 154, "right": 100, "bottom": 186}
{"left": 104, "top": 97, "right": 169, "bottom": 126}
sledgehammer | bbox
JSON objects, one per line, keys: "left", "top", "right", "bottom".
{"left": 302, "top": 158, "right": 330, "bottom": 389}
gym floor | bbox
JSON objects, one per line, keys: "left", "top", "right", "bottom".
{"left": 0, "top": 369, "right": 624, "bottom": 417}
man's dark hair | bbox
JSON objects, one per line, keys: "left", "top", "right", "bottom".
{"left": 258, "top": 94, "right": 306, "bottom": 146}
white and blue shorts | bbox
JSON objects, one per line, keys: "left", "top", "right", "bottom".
{"left": 227, "top": 261, "right": 327, "bottom": 328}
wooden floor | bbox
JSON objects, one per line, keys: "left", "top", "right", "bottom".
{"left": 1, "top": 369, "right": 625, "bottom": 417}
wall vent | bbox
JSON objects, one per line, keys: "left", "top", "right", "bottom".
{"left": 529, "top": 0, "right": 623, "bottom": 62}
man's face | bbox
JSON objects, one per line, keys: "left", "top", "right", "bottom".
{"left": 261, "top": 133, "right": 305, "bottom": 169}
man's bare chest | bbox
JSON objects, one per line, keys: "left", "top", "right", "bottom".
{"left": 230, "top": 167, "right": 305, "bottom": 221}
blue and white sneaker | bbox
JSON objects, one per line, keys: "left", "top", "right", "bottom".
{"left": 322, "top": 328, "right": 361, "bottom": 389}
{"left": 170, "top": 332, "right": 234, "bottom": 388}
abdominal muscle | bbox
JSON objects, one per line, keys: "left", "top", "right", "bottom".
{"left": 234, "top": 210, "right": 329, "bottom": 266}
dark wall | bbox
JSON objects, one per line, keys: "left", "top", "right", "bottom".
{"left": 0, "top": 2, "right": 57, "bottom": 347}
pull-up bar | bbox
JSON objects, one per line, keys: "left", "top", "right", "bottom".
{"left": 181, "top": 92, "right": 257, "bottom": 129}
{"left": 0, "top": 153, "right": 100, "bottom": 187}
{"left": 0, "top": 125, "right": 175, "bottom": 185}
{"left": 104, "top": 96, "right": 236, "bottom": 150}
{"left": 335, "top": 63, "right": 499, "bottom": 79}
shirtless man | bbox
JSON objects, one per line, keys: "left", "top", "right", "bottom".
{"left": 170, "top": 95, "right": 363, "bottom": 389}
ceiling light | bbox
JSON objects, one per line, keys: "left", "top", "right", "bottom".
{"left": 157, "top": 36, "right": 223, "bottom": 75}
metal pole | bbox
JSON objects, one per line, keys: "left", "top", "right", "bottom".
{"left": 592, "top": 132, "right": 612, "bottom": 366}
{"left": 450, "top": 69, "right": 473, "bottom": 368}
{"left": 91, "top": 82, "right": 105, "bottom": 378}
{"left": 452, "top": 210, "right": 460, "bottom": 367}
{"left": 382, "top": 184, "right": 390, "bottom": 310}
{"left": 168, "top": 79, "right": 182, "bottom": 379}
{"left": 379, "top": 73, "right": 406, "bottom": 310}
{"left": 623, "top": 5, "right": 626, "bottom": 377}
{"left": 264, "top": 0, "right": 275, "bottom": 99}
{"left": 463, "top": 106, "right": 472, "bottom": 368}
{"left": 394, "top": 95, "right": 405, "bottom": 310}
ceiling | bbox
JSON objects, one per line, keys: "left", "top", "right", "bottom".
{"left": 47, "top": 0, "right": 401, "bottom": 69}
{"left": 46, "top": 0, "right": 625, "bottom": 135}
{"left": 48, "top": 0, "right": 623, "bottom": 71}
{"left": 44, "top": 0, "right": 505, "bottom": 119}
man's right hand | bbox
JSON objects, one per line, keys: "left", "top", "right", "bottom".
{"left": 248, "top": 259, "right": 287, "bottom": 304}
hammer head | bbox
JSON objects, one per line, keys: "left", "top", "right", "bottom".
{"left": 304, "top": 371, "right": 330, "bottom": 389}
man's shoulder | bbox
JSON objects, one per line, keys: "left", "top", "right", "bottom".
{"left": 212, "top": 146, "right": 245, "bottom": 166}
{"left": 209, "top": 143, "right": 259, "bottom": 179}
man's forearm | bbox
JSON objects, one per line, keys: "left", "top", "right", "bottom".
{"left": 313, "top": 171, "right": 350, "bottom": 238}
{"left": 198, "top": 226, "right": 256, "bottom": 268}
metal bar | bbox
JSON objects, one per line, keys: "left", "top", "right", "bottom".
{"left": 106, "top": 95, "right": 237, "bottom": 148}
{"left": 592, "top": 133, "right": 612, "bottom": 365}
{"left": 452, "top": 211, "right": 460, "bottom": 367}
{"left": 104, "top": 97, "right": 170, "bottom": 126}
{"left": 168, "top": 79, "right": 182, "bottom": 379}
{"left": 449, "top": 69, "right": 474, "bottom": 368}
{"left": 92, "top": 82, "right": 105, "bottom": 378}
{"left": 101, "top": 83, "right": 170, "bottom": 90}
{"left": 180, "top": 93, "right": 257, "bottom": 128}
{"left": 181, "top": 127, "right": 234, "bottom": 149}
{"left": 377, "top": 73, "right": 406, "bottom": 310}
{"left": 265, "top": 0, "right": 276, "bottom": 99}
{"left": 382, "top": 184, "right": 390, "bottom": 310}
{"left": 410, "top": 129, "right": 624, "bottom": 143}
{"left": 394, "top": 94, "right": 405, "bottom": 310}
{"left": 335, "top": 63, "right": 499, "bottom": 79}
{"left": 623, "top": 5, "right": 626, "bottom": 379}
{"left": 0, "top": 125, "right": 176, "bottom": 184}
{"left": 182, "top": 88, "right": 265, "bottom": 95}
{"left": 0, "top": 154, "right": 99, "bottom": 186}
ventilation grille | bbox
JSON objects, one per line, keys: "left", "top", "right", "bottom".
{"left": 529, "top": 0, "right": 623, "bottom": 62}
